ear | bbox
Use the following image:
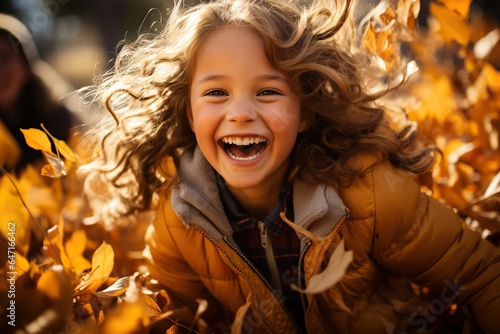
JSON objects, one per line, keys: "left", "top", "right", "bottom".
{"left": 298, "top": 111, "right": 313, "bottom": 133}
{"left": 185, "top": 99, "right": 195, "bottom": 132}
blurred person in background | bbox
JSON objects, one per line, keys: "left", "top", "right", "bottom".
{"left": 0, "top": 13, "right": 78, "bottom": 171}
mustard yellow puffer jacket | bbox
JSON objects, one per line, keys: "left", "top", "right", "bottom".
{"left": 144, "top": 148, "right": 500, "bottom": 333}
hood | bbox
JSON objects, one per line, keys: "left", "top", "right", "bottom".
{"left": 170, "top": 146, "right": 347, "bottom": 246}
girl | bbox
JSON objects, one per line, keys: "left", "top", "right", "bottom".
{"left": 82, "top": 0, "right": 500, "bottom": 332}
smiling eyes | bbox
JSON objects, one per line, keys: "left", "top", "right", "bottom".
{"left": 204, "top": 89, "right": 282, "bottom": 96}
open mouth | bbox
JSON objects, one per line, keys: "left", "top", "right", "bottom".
{"left": 219, "top": 136, "right": 268, "bottom": 161}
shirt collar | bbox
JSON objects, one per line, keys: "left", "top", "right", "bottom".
{"left": 216, "top": 172, "right": 294, "bottom": 235}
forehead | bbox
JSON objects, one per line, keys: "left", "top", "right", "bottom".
{"left": 191, "top": 27, "right": 278, "bottom": 77}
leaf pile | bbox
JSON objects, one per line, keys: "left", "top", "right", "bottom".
{"left": 1, "top": 0, "right": 500, "bottom": 333}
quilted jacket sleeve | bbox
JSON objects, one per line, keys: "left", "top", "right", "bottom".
{"left": 143, "top": 191, "right": 228, "bottom": 329}
{"left": 369, "top": 160, "right": 500, "bottom": 333}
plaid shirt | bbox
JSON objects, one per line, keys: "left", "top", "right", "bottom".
{"left": 216, "top": 173, "right": 305, "bottom": 331}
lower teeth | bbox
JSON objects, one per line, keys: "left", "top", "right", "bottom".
{"left": 227, "top": 150, "right": 262, "bottom": 161}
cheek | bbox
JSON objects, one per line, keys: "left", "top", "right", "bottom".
{"left": 265, "top": 104, "right": 302, "bottom": 134}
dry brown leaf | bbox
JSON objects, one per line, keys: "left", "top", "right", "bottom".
{"left": 231, "top": 296, "right": 253, "bottom": 334}
{"left": 291, "top": 239, "right": 353, "bottom": 294}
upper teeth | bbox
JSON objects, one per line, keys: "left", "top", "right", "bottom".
{"left": 221, "top": 136, "right": 266, "bottom": 146}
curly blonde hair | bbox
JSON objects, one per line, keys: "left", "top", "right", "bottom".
{"left": 81, "top": 0, "right": 434, "bottom": 221}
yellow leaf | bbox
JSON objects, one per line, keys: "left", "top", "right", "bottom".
{"left": 439, "top": 0, "right": 472, "bottom": 18}
{"left": 41, "top": 124, "right": 78, "bottom": 162}
{"left": 53, "top": 138, "right": 78, "bottom": 162}
{"left": 0, "top": 119, "right": 21, "bottom": 168}
{"left": 37, "top": 269, "right": 62, "bottom": 299}
{"left": 141, "top": 293, "right": 163, "bottom": 317}
{"left": 36, "top": 265, "right": 72, "bottom": 302}
{"left": 64, "top": 230, "right": 91, "bottom": 274}
{"left": 100, "top": 302, "right": 145, "bottom": 334}
{"left": 91, "top": 241, "right": 114, "bottom": 280}
{"left": 14, "top": 251, "right": 30, "bottom": 275}
{"left": 20, "top": 128, "right": 54, "bottom": 154}
{"left": 41, "top": 151, "right": 66, "bottom": 178}
{"left": 0, "top": 176, "right": 31, "bottom": 256}
{"left": 43, "top": 216, "right": 72, "bottom": 269}
{"left": 75, "top": 241, "right": 114, "bottom": 294}
{"left": 430, "top": 1, "right": 470, "bottom": 45}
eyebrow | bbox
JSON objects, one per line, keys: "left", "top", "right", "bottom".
{"left": 195, "top": 73, "right": 287, "bottom": 87}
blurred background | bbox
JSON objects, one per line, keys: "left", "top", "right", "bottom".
{"left": 0, "top": 0, "right": 498, "bottom": 90}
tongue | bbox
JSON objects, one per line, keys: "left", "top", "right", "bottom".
{"left": 228, "top": 143, "right": 264, "bottom": 158}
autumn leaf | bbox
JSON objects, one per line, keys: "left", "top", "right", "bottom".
{"left": 41, "top": 123, "right": 79, "bottom": 162}
{"left": 99, "top": 302, "right": 146, "bottom": 334}
{"left": 430, "top": 1, "right": 470, "bottom": 45}
{"left": 43, "top": 216, "right": 72, "bottom": 269}
{"left": 362, "top": 8, "right": 399, "bottom": 71}
{"left": 141, "top": 294, "right": 164, "bottom": 317}
{"left": 41, "top": 151, "right": 67, "bottom": 178}
{"left": 93, "top": 276, "right": 130, "bottom": 298}
{"left": 0, "top": 173, "right": 31, "bottom": 256}
{"left": 397, "top": 0, "right": 420, "bottom": 31}
{"left": 65, "top": 229, "right": 91, "bottom": 275}
{"left": 438, "top": 0, "right": 473, "bottom": 18}
{"left": 291, "top": 239, "right": 353, "bottom": 294}
{"left": 75, "top": 241, "right": 115, "bottom": 294}
{"left": 0, "top": 119, "right": 21, "bottom": 168}
{"left": 20, "top": 128, "right": 54, "bottom": 154}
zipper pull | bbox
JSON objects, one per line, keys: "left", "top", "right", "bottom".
{"left": 258, "top": 222, "right": 269, "bottom": 248}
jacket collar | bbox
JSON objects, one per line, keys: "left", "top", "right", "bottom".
{"left": 170, "top": 146, "right": 346, "bottom": 243}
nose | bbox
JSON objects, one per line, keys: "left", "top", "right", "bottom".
{"left": 226, "top": 100, "right": 257, "bottom": 124}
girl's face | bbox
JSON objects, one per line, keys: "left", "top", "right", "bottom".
{"left": 188, "top": 27, "right": 308, "bottom": 200}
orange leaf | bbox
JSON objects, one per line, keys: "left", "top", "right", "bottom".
{"left": 362, "top": 9, "right": 399, "bottom": 71}
{"left": 100, "top": 302, "right": 145, "bottom": 333}
{"left": 0, "top": 119, "right": 21, "bottom": 168}
{"left": 397, "top": 0, "right": 420, "bottom": 31}
{"left": 430, "top": 1, "right": 470, "bottom": 45}
{"left": 64, "top": 230, "right": 91, "bottom": 274}
{"left": 439, "top": 0, "right": 472, "bottom": 18}
{"left": 41, "top": 151, "right": 66, "bottom": 178}
{"left": 36, "top": 265, "right": 72, "bottom": 301}
{"left": 20, "top": 128, "right": 54, "bottom": 154}
{"left": 41, "top": 124, "right": 78, "bottom": 162}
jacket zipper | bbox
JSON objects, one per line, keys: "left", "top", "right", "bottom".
{"left": 223, "top": 236, "right": 304, "bottom": 333}
{"left": 297, "top": 240, "right": 312, "bottom": 313}
{"left": 257, "top": 221, "right": 282, "bottom": 291}
{"left": 296, "top": 210, "right": 349, "bottom": 324}
{"left": 191, "top": 226, "right": 302, "bottom": 333}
